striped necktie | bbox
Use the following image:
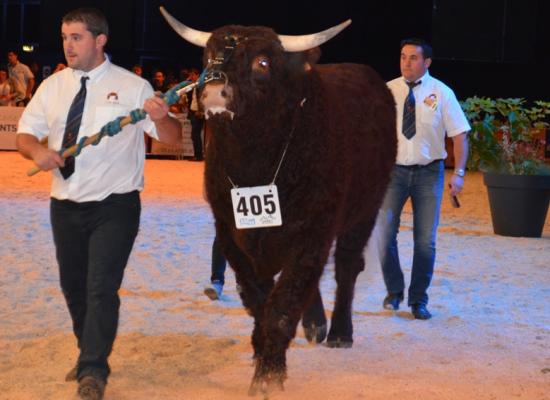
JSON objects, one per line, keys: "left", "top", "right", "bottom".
{"left": 402, "top": 80, "right": 421, "bottom": 140}
{"left": 59, "top": 76, "right": 88, "bottom": 179}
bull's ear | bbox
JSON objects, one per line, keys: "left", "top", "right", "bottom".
{"left": 287, "top": 47, "right": 322, "bottom": 73}
{"left": 304, "top": 48, "right": 321, "bottom": 69}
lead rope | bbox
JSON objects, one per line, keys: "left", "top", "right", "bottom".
{"left": 226, "top": 98, "right": 307, "bottom": 189}
{"left": 27, "top": 78, "right": 212, "bottom": 176}
{"left": 28, "top": 66, "right": 217, "bottom": 176}
{"left": 67, "top": 80, "right": 192, "bottom": 157}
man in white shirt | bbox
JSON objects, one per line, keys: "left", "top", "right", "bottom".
{"left": 16, "top": 7, "right": 182, "bottom": 400}
{"left": 381, "top": 38, "right": 470, "bottom": 320}
{"left": 6, "top": 50, "right": 35, "bottom": 106}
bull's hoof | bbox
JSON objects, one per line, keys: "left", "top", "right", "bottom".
{"left": 325, "top": 337, "right": 353, "bottom": 348}
{"left": 248, "top": 375, "right": 284, "bottom": 397}
{"left": 303, "top": 323, "right": 327, "bottom": 344}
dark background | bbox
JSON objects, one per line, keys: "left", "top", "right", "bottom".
{"left": 1, "top": 0, "right": 549, "bottom": 102}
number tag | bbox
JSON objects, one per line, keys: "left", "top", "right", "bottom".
{"left": 231, "top": 185, "right": 282, "bottom": 229}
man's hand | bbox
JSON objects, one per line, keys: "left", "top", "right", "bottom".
{"left": 143, "top": 95, "right": 182, "bottom": 145}
{"left": 16, "top": 133, "right": 65, "bottom": 172}
{"left": 143, "top": 95, "right": 170, "bottom": 122}
{"left": 31, "top": 147, "right": 66, "bottom": 171}
{"left": 448, "top": 174, "right": 464, "bottom": 196}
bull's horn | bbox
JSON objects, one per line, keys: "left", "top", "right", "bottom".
{"left": 278, "top": 19, "right": 352, "bottom": 52}
{"left": 159, "top": 6, "right": 211, "bottom": 47}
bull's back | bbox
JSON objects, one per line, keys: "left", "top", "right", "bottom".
{"left": 315, "top": 63, "right": 397, "bottom": 228}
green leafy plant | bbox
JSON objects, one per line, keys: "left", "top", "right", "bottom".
{"left": 460, "top": 97, "right": 550, "bottom": 175}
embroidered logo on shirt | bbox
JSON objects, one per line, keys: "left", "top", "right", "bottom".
{"left": 423, "top": 94, "right": 438, "bottom": 111}
{"left": 106, "top": 92, "right": 119, "bottom": 103}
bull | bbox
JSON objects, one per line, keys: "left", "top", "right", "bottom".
{"left": 161, "top": 7, "right": 397, "bottom": 395}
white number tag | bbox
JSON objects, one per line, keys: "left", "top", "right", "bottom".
{"left": 231, "top": 185, "right": 282, "bottom": 229}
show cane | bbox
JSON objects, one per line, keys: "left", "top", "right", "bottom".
{"left": 26, "top": 81, "right": 202, "bottom": 177}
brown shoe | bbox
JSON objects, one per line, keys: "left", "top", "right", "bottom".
{"left": 65, "top": 365, "right": 77, "bottom": 381}
{"left": 77, "top": 375, "right": 105, "bottom": 400}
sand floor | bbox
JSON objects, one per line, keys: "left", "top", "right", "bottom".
{"left": 0, "top": 151, "right": 548, "bottom": 400}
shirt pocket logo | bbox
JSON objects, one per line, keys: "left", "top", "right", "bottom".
{"left": 420, "top": 93, "right": 441, "bottom": 126}
{"left": 423, "top": 93, "right": 438, "bottom": 111}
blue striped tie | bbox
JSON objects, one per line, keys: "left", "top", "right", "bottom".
{"left": 402, "top": 80, "right": 421, "bottom": 140}
{"left": 59, "top": 76, "right": 88, "bottom": 179}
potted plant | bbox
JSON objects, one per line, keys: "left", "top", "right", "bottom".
{"left": 460, "top": 97, "right": 550, "bottom": 237}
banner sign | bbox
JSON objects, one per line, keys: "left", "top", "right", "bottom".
{"left": 0, "top": 107, "right": 23, "bottom": 150}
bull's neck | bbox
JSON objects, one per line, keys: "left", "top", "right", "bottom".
{"left": 217, "top": 107, "right": 300, "bottom": 187}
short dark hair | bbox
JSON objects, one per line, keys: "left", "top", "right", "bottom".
{"left": 400, "top": 38, "right": 433, "bottom": 59}
{"left": 62, "top": 7, "right": 109, "bottom": 38}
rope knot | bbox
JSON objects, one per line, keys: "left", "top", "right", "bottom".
{"left": 94, "top": 116, "right": 126, "bottom": 145}
{"left": 161, "top": 81, "right": 190, "bottom": 106}
{"left": 128, "top": 109, "right": 147, "bottom": 124}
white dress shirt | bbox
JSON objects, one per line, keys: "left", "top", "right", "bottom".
{"left": 18, "top": 59, "right": 159, "bottom": 202}
{"left": 8, "top": 61, "right": 34, "bottom": 103}
{"left": 387, "top": 71, "right": 470, "bottom": 166}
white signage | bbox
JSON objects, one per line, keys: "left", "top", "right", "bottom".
{"left": 0, "top": 107, "right": 24, "bottom": 150}
{"left": 231, "top": 185, "right": 282, "bottom": 229}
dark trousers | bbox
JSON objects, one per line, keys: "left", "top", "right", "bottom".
{"left": 50, "top": 191, "right": 141, "bottom": 381}
{"left": 189, "top": 112, "right": 204, "bottom": 158}
{"left": 210, "top": 236, "right": 227, "bottom": 285}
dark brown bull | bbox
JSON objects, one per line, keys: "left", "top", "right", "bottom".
{"left": 161, "top": 7, "right": 397, "bottom": 395}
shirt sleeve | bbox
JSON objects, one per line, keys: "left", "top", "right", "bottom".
{"left": 138, "top": 80, "right": 160, "bottom": 140}
{"left": 17, "top": 82, "right": 48, "bottom": 139}
{"left": 24, "top": 65, "right": 35, "bottom": 80}
{"left": 442, "top": 88, "right": 471, "bottom": 137}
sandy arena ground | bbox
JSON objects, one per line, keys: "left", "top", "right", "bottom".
{"left": 0, "top": 151, "right": 548, "bottom": 400}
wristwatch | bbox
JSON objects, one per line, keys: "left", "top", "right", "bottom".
{"left": 454, "top": 168, "right": 465, "bottom": 177}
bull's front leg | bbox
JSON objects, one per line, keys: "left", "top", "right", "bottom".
{"left": 218, "top": 234, "right": 274, "bottom": 360}
{"left": 244, "top": 277, "right": 275, "bottom": 360}
{"left": 249, "top": 246, "right": 329, "bottom": 396}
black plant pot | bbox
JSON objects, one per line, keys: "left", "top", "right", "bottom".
{"left": 483, "top": 173, "right": 550, "bottom": 237}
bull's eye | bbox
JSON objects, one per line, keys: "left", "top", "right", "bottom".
{"left": 252, "top": 55, "right": 270, "bottom": 72}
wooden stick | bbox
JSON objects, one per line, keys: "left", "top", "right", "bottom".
{"left": 26, "top": 115, "right": 133, "bottom": 176}
{"left": 26, "top": 80, "right": 201, "bottom": 177}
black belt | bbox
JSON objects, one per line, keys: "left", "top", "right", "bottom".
{"left": 396, "top": 159, "right": 443, "bottom": 169}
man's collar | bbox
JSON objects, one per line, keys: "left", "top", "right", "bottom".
{"left": 71, "top": 57, "right": 110, "bottom": 83}
{"left": 403, "top": 70, "right": 430, "bottom": 86}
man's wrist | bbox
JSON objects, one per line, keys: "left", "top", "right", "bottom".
{"left": 453, "top": 168, "right": 465, "bottom": 177}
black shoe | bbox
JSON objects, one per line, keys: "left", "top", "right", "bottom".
{"left": 189, "top": 156, "right": 204, "bottom": 161}
{"left": 77, "top": 375, "right": 106, "bottom": 400}
{"left": 383, "top": 292, "right": 404, "bottom": 310}
{"left": 411, "top": 304, "right": 432, "bottom": 320}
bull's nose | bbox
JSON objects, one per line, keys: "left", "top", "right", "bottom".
{"left": 201, "top": 83, "right": 233, "bottom": 119}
